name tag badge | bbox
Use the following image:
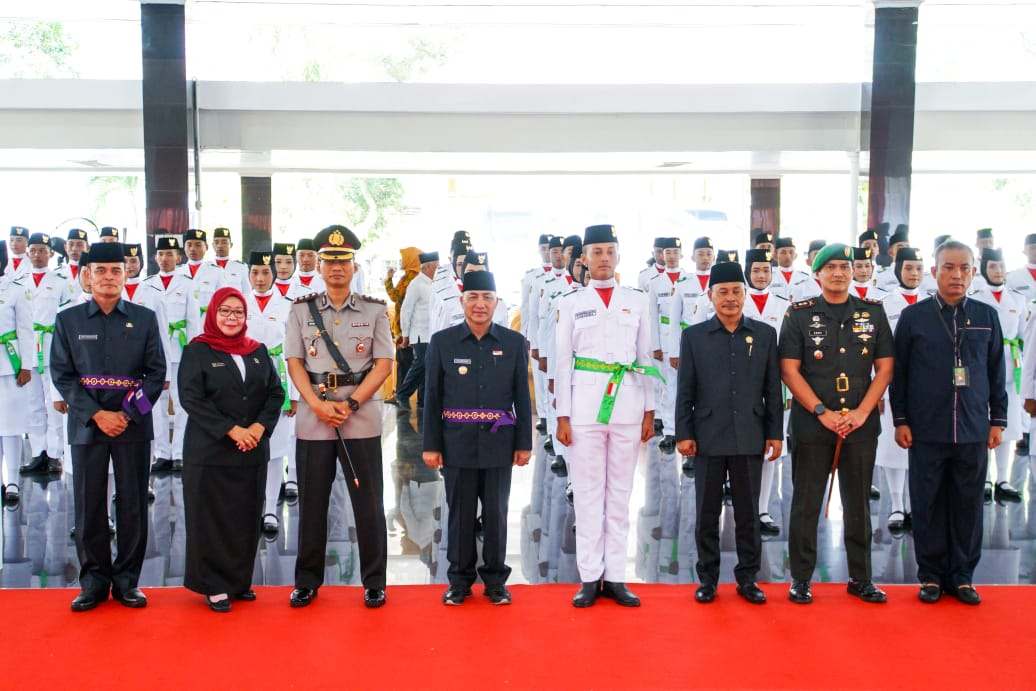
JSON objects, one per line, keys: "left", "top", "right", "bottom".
{"left": 575, "top": 309, "right": 596, "bottom": 320}
{"left": 492, "top": 350, "right": 503, "bottom": 357}
{"left": 78, "top": 334, "right": 98, "bottom": 341}
{"left": 453, "top": 358, "right": 472, "bottom": 365}
{"left": 953, "top": 366, "right": 970, "bottom": 388}
{"left": 351, "top": 322, "right": 370, "bottom": 328}
{"left": 211, "top": 362, "right": 225, "bottom": 367}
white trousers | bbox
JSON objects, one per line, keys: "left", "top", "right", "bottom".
{"left": 26, "top": 368, "right": 64, "bottom": 458}
{"left": 152, "top": 362, "right": 185, "bottom": 460}
{"left": 568, "top": 422, "right": 641, "bottom": 582}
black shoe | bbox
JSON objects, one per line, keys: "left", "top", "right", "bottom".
{"left": 918, "top": 583, "right": 942, "bottom": 604}
{"left": 984, "top": 482, "right": 993, "bottom": 502}
{"left": 543, "top": 436, "right": 555, "bottom": 455}
{"left": 759, "top": 513, "right": 780, "bottom": 535}
{"left": 653, "top": 418, "right": 664, "bottom": 437}
{"left": 1017, "top": 433, "right": 1030, "bottom": 456}
{"left": 565, "top": 484, "right": 573, "bottom": 506}
{"left": 364, "top": 588, "right": 386, "bottom": 608}
{"left": 283, "top": 481, "right": 299, "bottom": 499}
{"left": 995, "top": 482, "right": 1022, "bottom": 502}
{"left": 147, "top": 487, "right": 156, "bottom": 503}
{"left": 601, "top": 581, "right": 640, "bottom": 607}
{"left": 384, "top": 395, "right": 401, "bottom": 407}
{"left": 151, "top": 458, "right": 173, "bottom": 473}
{"left": 682, "top": 457, "right": 695, "bottom": 478}
{"left": 206, "top": 596, "right": 231, "bottom": 613}
{"left": 903, "top": 512, "right": 913, "bottom": 530}
{"left": 788, "top": 580, "right": 812, "bottom": 604}
{"left": 737, "top": 582, "right": 767, "bottom": 604}
{"left": 887, "top": 511, "right": 906, "bottom": 532}
{"left": 2, "top": 483, "right": 18, "bottom": 505}
{"left": 442, "top": 585, "right": 472, "bottom": 606}
{"left": 550, "top": 454, "right": 568, "bottom": 477}
{"left": 572, "top": 581, "right": 601, "bottom": 608}
{"left": 290, "top": 587, "right": 317, "bottom": 607}
{"left": 484, "top": 585, "right": 512, "bottom": 605}
{"left": 847, "top": 580, "right": 886, "bottom": 603}
{"left": 113, "top": 587, "right": 147, "bottom": 608}
{"left": 108, "top": 517, "right": 116, "bottom": 535}
{"left": 535, "top": 419, "right": 547, "bottom": 433}
{"left": 658, "top": 435, "right": 676, "bottom": 454}
{"left": 869, "top": 485, "right": 881, "bottom": 501}
{"left": 235, "top": 589, "right": 257, "bottom": 601}
{"left": 694, "top": 584, "right": 717, "bottom": 604}
{"left": 71, "top": 591, "right": 105, "bottom": 612}
{"left": 953, "top": 585, "right": 981, "bottom": 605}
{"left": 171, "top": 459, "right": 183, "bottom": 472}
{"left": 19, "top": 454, "right": 49, "bottom": 476}
{"left": 262, "top": 513, "right": 280, "bottom": 534}
{"left": 47, "top": 455, "right": 62, "bottom": 474}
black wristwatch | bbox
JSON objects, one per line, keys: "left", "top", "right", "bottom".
{"left": 813, "top": 403, "right": 826, "bottom": 416}
{"left": 345, "top": 396, "right": 360, "bottom": 412}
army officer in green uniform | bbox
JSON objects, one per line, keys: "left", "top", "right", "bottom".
{"left": 779, "top": 243, "right": 894, "bottom": 605}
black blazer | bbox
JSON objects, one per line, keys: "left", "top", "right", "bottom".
{"left": 177, "top": 341, "right": 285, "bottom": 467}
{"left": 675, "top": 315, "right": 782, "bottom": 457}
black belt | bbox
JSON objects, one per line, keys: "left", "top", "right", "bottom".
{"left": 307, "top": 370, "right": 369, "bottom": 390}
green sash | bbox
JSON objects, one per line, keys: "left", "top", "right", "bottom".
{"left": 573, "top": 356, "right": 664, "bottom": 424}
{"left": 33, "top": 322, "right": 54, "bottom": 373}
{"left": 268, "top": 344, "right": 292, "bottom": 412}
{"left": 168, "top": 320, "right": 188, "bottom": 349}
{"left": 1005, "top": 338, "right": 1023, "bottom": 395}
{"left": 0, "top": 330, "right": 21, "bottom": 373}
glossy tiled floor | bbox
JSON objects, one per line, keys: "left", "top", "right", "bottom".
{"left": 3, "top": 406, "right": 1034, "bottom": 589}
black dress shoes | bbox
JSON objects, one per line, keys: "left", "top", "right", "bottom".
{"left": 847, "top": 580, "right": 886, "bottom": 603}
{"left": 543, "top": 436, "right": 555, "bottom": 455}
{"left": 953, "top": 585, "right": 981, "bottom": 606}
{"left": 918, "top": 583, "right": 942, "bottom": 604}
{"left": 758, "top": 513, "right": 780, "bottom": 535}
{"left": 694, "top": 584, "right": 717, "bottom": 604}
{"left": 736, "top": 582, "right": 767, "bottom": 604}
{"left": 283, "top": 481, "right": 299, "bottom": 499}
{"left": 995, "top": 482, "right": 1022, "bottom": 502}
{"left": 290, "top": 587, "right": 317, "bottom": 607}
{"left": 206, "top": 596, "right": 231, "bottom": 613}
{"left": 653, "top": 418, "right": 664, "bottom": 437}
{"left": 151, "top": 458, "right": 173, "bottom": 473}
{"left": 364, "top": 588, "right": 386, "bottom": 608}
{"left": 443, "top": 585, "right": 472, "bottom": 605}
{"left": 535, "top": 419, "right": 547, "bottom": 433}
{"left": 19, "top": 454, "right": 50, "bottom": 476}
{"left": 171, "top": 459, "right": 183, "bottom": 472}
{"left": 47, "top": 455, "right": 62, "bottom": 474}
{"left": 550, "top": 454, "right": 568, "bottom": 477}
{"left": 681, "top": 457, "right": 695, "bottom": 478}
{"left": 887, "top": 511, "right": 906, "bottom": 533}
{"left": 601, "top": 581, "right": 640, "bottom": 607}
{"left": 788, "top": 580, "right": 812, "bottom": 604}
{"left": 235, "top": 589, "right": 257, "bottom": 601}
{"left": 484, "top": 585, "right": 512, "bottom": 605}
{"left": 870, "top": 485, "right": 881, "bottom": 501}
{"left": 572, "top": 581, "right": 601, "bottom": 608}
{"left": 658, "top": 435, "right": 676, "bottom": 454}
{"left": 71, "top": 591, "right": 105, "bottom": 612}
{"left": 113, "top": 587, "right": 148, "bottom": 608}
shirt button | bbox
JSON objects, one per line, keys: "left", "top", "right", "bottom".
{"left": 839, "top": 347, "right": 846, "bottom": 354}
{"left": 334, "top": 320, "right": 340, "bottom": 325}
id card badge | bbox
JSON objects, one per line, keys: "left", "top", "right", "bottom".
{"left": 953, "top": 366, "right": 970, "bottom": 388}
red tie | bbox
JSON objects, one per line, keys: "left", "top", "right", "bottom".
{"left": 32, "top": 273, "right": 44, "bottom": 288}
{"left": 70, "top": 265, "right": 79, "bottom": 280}
{"left": 855, "top": 286, "right": 867, "bottom": 298}
{"left": 750, "top": 293, "right": 768, "bottom": 313}
{"left": 188, "top": 264, "right": 200, "bottom": 278}
{"left": 656, "top": 266, "right": 665, "bottom": 274}
{"left": 904, "top": 294, "right": 917, "bottom": 305}
{"left": 160, "top": 275, "right": 173, "bottom": 290}
{"left": 565, "top": 275, "right": 573, "bottom": 285}
{"left": 696, "top": 274, "right": 709, "bottom": 291}
{"left": 256, "top": 294, "right": 272, "bottom": 312}
{"left": 12, "top": 258, "right": 21, "bottom": 271}
{"left": 993, "top": 290, "right": 1002, "bottom": 303}
{"left": 299, "top": 275, "right": 313, "bottom": 287}
{"left": 781, "top": 270, "right": 792, "bottom": 284}
{"left": 595, "top": 287, "right": 613, "bottom": 308}
{"left": 125, "top": 283, "right": 138, "bottom": 300}
{"left": 1028, "top": 268, "right": 1036, "bottom": 282}
{"left": 276, "top": 282, "right": 290, "bottom": 297}
{"left": 666, "top": 272, "right": 681, "bottom": 285}
{"left": 216, "top": 259, "right": 228, "bottom": 269}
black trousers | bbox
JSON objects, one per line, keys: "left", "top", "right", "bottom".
{"left": 395, "top": 341, "right": 427, "bottom": 405}
{"left": 443, "top": 465, "right": 513, "bottom": 588}
{"left": 694, "top": 455, "right": 762, "bottom": 586}
{"left": 294, "top": 437, "right": 387, "bottom": 590}
{"left": 396, "top": 344, "right": 414, "bottom": 396}
{"left": 71, "top": 441, "right": 151, "bottom": 596}
{"left": 908, "top": 441, "right": 987, "bottom": 588}
{"left": 788, "top": 439, "right": 876, "bottom": 582}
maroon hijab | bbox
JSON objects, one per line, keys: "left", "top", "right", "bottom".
{"left": 191, "top": 287, "right": 261, "bottom": 356}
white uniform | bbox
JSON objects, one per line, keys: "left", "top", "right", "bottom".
{"left": 638, "top": 264, "right": 665, "bottom": 293}
{"left": 214, "top": 257, "right": 251, "bottom": 295}
{"left": 179, "top": 260, "right": 225, "bottom": 316}
{"left": 876, "top": 289, "right": 920, "bottom": 472}
{"left": 874, "top": 265, "right": 900, "bottom": 291}
{"left": 646, "top": 269, "right": 685, "bottom": 435}
{"left": 790, "top": 275, "right": 823, "bottom": 302}
{"left": 25, "top": 269, "right": 75, "bottom": 460}
{"left": 770, "top": 267, "right": 810, "bottom": 300}
{"left": 850, "top": 281, "right": 888, "bottom": 302}
{"left": 1006, "top": 265, "right": 1036, "bottom": 297}
{"left": 291, "top": 271, "right": 326, "bottom": 297}
{"left": 555, "top": 280, "right": 656, "bottom": 582}
{"left": 971, "top": 285, "right": 1026, "bottom": 442}
{"left": 7, "top": 255, "right": 29, "bottom": 280}
{"left": 143, "top": 272, "right": 202, "bottom": 462}
{"left": 521, "top": 264, "right": 551, "bottom": 421}
{"left": 0, "top": 276, "right": 33, "bottom": 484}
{"left": 666, "top": 271, "right": 710, "bottom": 356}
{"left": 54, "top": 261, "right": 84, "bottom": 302}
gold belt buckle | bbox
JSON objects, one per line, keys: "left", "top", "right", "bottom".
{"left": 835, "top": 375, "right": 850, "bottom": 393}
{"left": 326, "top": 373, "right": 338, "bottom": 391}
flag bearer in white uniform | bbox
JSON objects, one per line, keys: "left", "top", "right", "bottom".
{"left": 180, "top": 229, "right": 225, "bottom": 320}
{"left": 54, "top": 228, "right": 90, "bottom": 302}
{"left": 7, "top": 226, "right": 30, "bottom": 279}
{"left": 972, "top": 248, "right": 1026, "bottom": 502}
{"left": 666, "top": 236, "right": 714, "bottom": 359}
{"left": 521, "top": 234, "right": 553, "bottom": 432}
{"left": 850, "top": 247, "right": 888, "bottom": 301}
{"left": 292, "top": 238, "right": 326, "bottom": 295}
{"left": 0, "top": 244, "right": 34, "bottom": 503}
{"left": 874, "top": 227, "right": 911, "bottom": 292}
{"left": 210, "top": 227, "right": 250, "bottom": 295}
{"left": 19, "top": 232, "right": 75, "bottom": 475}
{"left": 556, "top": 224, "right": 662, "bottom": 608}
{"left": 244, "top": 250, "right": 298, "bottom": 533}
{"left": 637, "top": 238, "right": 667, "bottom": 292}
{"left": 143, "top": 236, "right": 201, "bottom": 472}
{"left": 770, "top": 237, "right": 810, "bottom": 300}
{"left": 742, "top": 249, "right": 790, "bottom": 534}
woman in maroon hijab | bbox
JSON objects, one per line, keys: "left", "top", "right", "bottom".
{"left": 178, "top": 287, "right": 285, "bottom": 612}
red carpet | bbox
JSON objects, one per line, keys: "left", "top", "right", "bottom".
{"left": 5, "top": 584, "right": 1034, "bottom": 690}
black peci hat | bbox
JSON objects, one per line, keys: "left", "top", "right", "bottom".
{"left": 709, "top": 261, "right": 745, "bottom": 287}
{"left": 86, "top": 242, "right": 125, "bottom": 263}
{"left": 248, "top": 251, "right": 273, "bottom": 267}
{"left": 462, "top": 270, "right": 496, "bottom": 292}
{"left": 418, "top": 251, "right": 440, "bottom": 264}
{"left": 583, "top": 225, "right": 617, "bottom": 246}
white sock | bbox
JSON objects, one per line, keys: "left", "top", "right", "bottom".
{"left": 759, "top": 458, "right": 776, "bottom": 515}
{"left": 886, "top": 468, "right": 907, "bottom": 514}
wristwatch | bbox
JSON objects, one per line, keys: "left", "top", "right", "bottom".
{"left": 345, "top": 396, "right": 360, "bottom": 412}
{"left": 813, "top": 403, "right": 826, "bottom": 416}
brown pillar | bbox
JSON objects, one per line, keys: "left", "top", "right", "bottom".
{"left": 750, "top": 178, "right": 781, "bottom": 241}
{"left": 241, "top": 176, "right": 272, "bottom": 256}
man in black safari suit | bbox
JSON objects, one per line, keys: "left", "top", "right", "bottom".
{"left": 50, "top": 242, "right": 167, "bottom": 611}
{"left": 675, "top": 261, "right": 782, "bottom": 604}
{"left": 422, "top": 271, "right": 533, "bottom": 606}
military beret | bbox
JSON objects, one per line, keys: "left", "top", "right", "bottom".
{"left": 811, "top": 243, "right": 853, "bottom": 273}
{"left": 99, "top": 226, "right": 119, "bottom": 239}
{"left": 584, "top": 225, "right": 618, "bottom": 246}
{"left": 709, "top": 261, "right": 745, "bottom": 288}
{"left": 86, "top": 242, "right": 124, "bottom": 264}
{"left": 248, "top": 251, "right": 273, "bottom": 267}
{"left": 692, "top": 236, "right": 713, "bottom": 251}
{"left": 462, "top": 270, "right": 496, "bottom": 293}
{"left": 155, "top": 236, "right": 182, "bottom": 251}
{"left": 185, "top": 228, "right": 207, "bottom": 243}
{"left": 418, "top": 251, "right": 439, "bottom": 264}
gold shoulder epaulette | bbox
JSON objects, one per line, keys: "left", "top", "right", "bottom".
{"left": 792, "top": 298, "right": 816, "bottom": 310}
{"left": 292, "top": 293, "right": 319, "bottom": 304}
{"left": 861, "top": 297, "right": 884, "bottom": 306}
{"left": 359, "top": 293, "right": 387, "bottom": 305}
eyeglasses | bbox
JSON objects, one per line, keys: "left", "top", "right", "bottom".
{"left": 216, "top": 308, "right": 246, "bottom": 319}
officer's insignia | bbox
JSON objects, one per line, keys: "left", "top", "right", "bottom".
{"left": 126, "top": 322, "right": 133, "bottom": 328}
{"left": 764, "top": 251, "right": 772, "bottom": 262}
{"left": 329, "top": 229, "right": 344, "bottom": 246}
{"left": 293, "top": 293, "right": 319, "bottom": 304}
{"left": 261, "top": 254, "right": 271, "bottom": 265}
{"left": 458, "top": 366, "right": 468, "bottom": 375}
{"left": 861, "top": 297, "right": 883, "bottom": 305}
{"left": 129, "top": 247, "right": 139, "bottom": 257}
{"left": 843, "top": 247, "right": 852, "bottom": 258}
{"left": 863, "top": 248, "right": 872, "bottom": 259}
{"left": 253, "top": 357, "right": 261, "bottom": 364}
{"left": 285, "top": 244, "right": 295, "bottom": 255}
{"left": 793, "top": 299, "right": 816, "bottom": 310}
{"left": 674, "top": 239, "right": 682, "bottom": 247}
{"left": 853, "top": 311, "right": 860, "bottom": 319}
{"left": 861, "top": 347, "right": 868, "bottom": 355}
{"left": 351, "top": 322, "right": 370, "bottom": 328}
{"left": 360, "top": 294, "right": 387, "bottom": 305}
{"left": 193, "top": 230, "right": 203, "bottom": 239}
{"left": 727, "top": 252, "right": 736, "bottom": 262}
